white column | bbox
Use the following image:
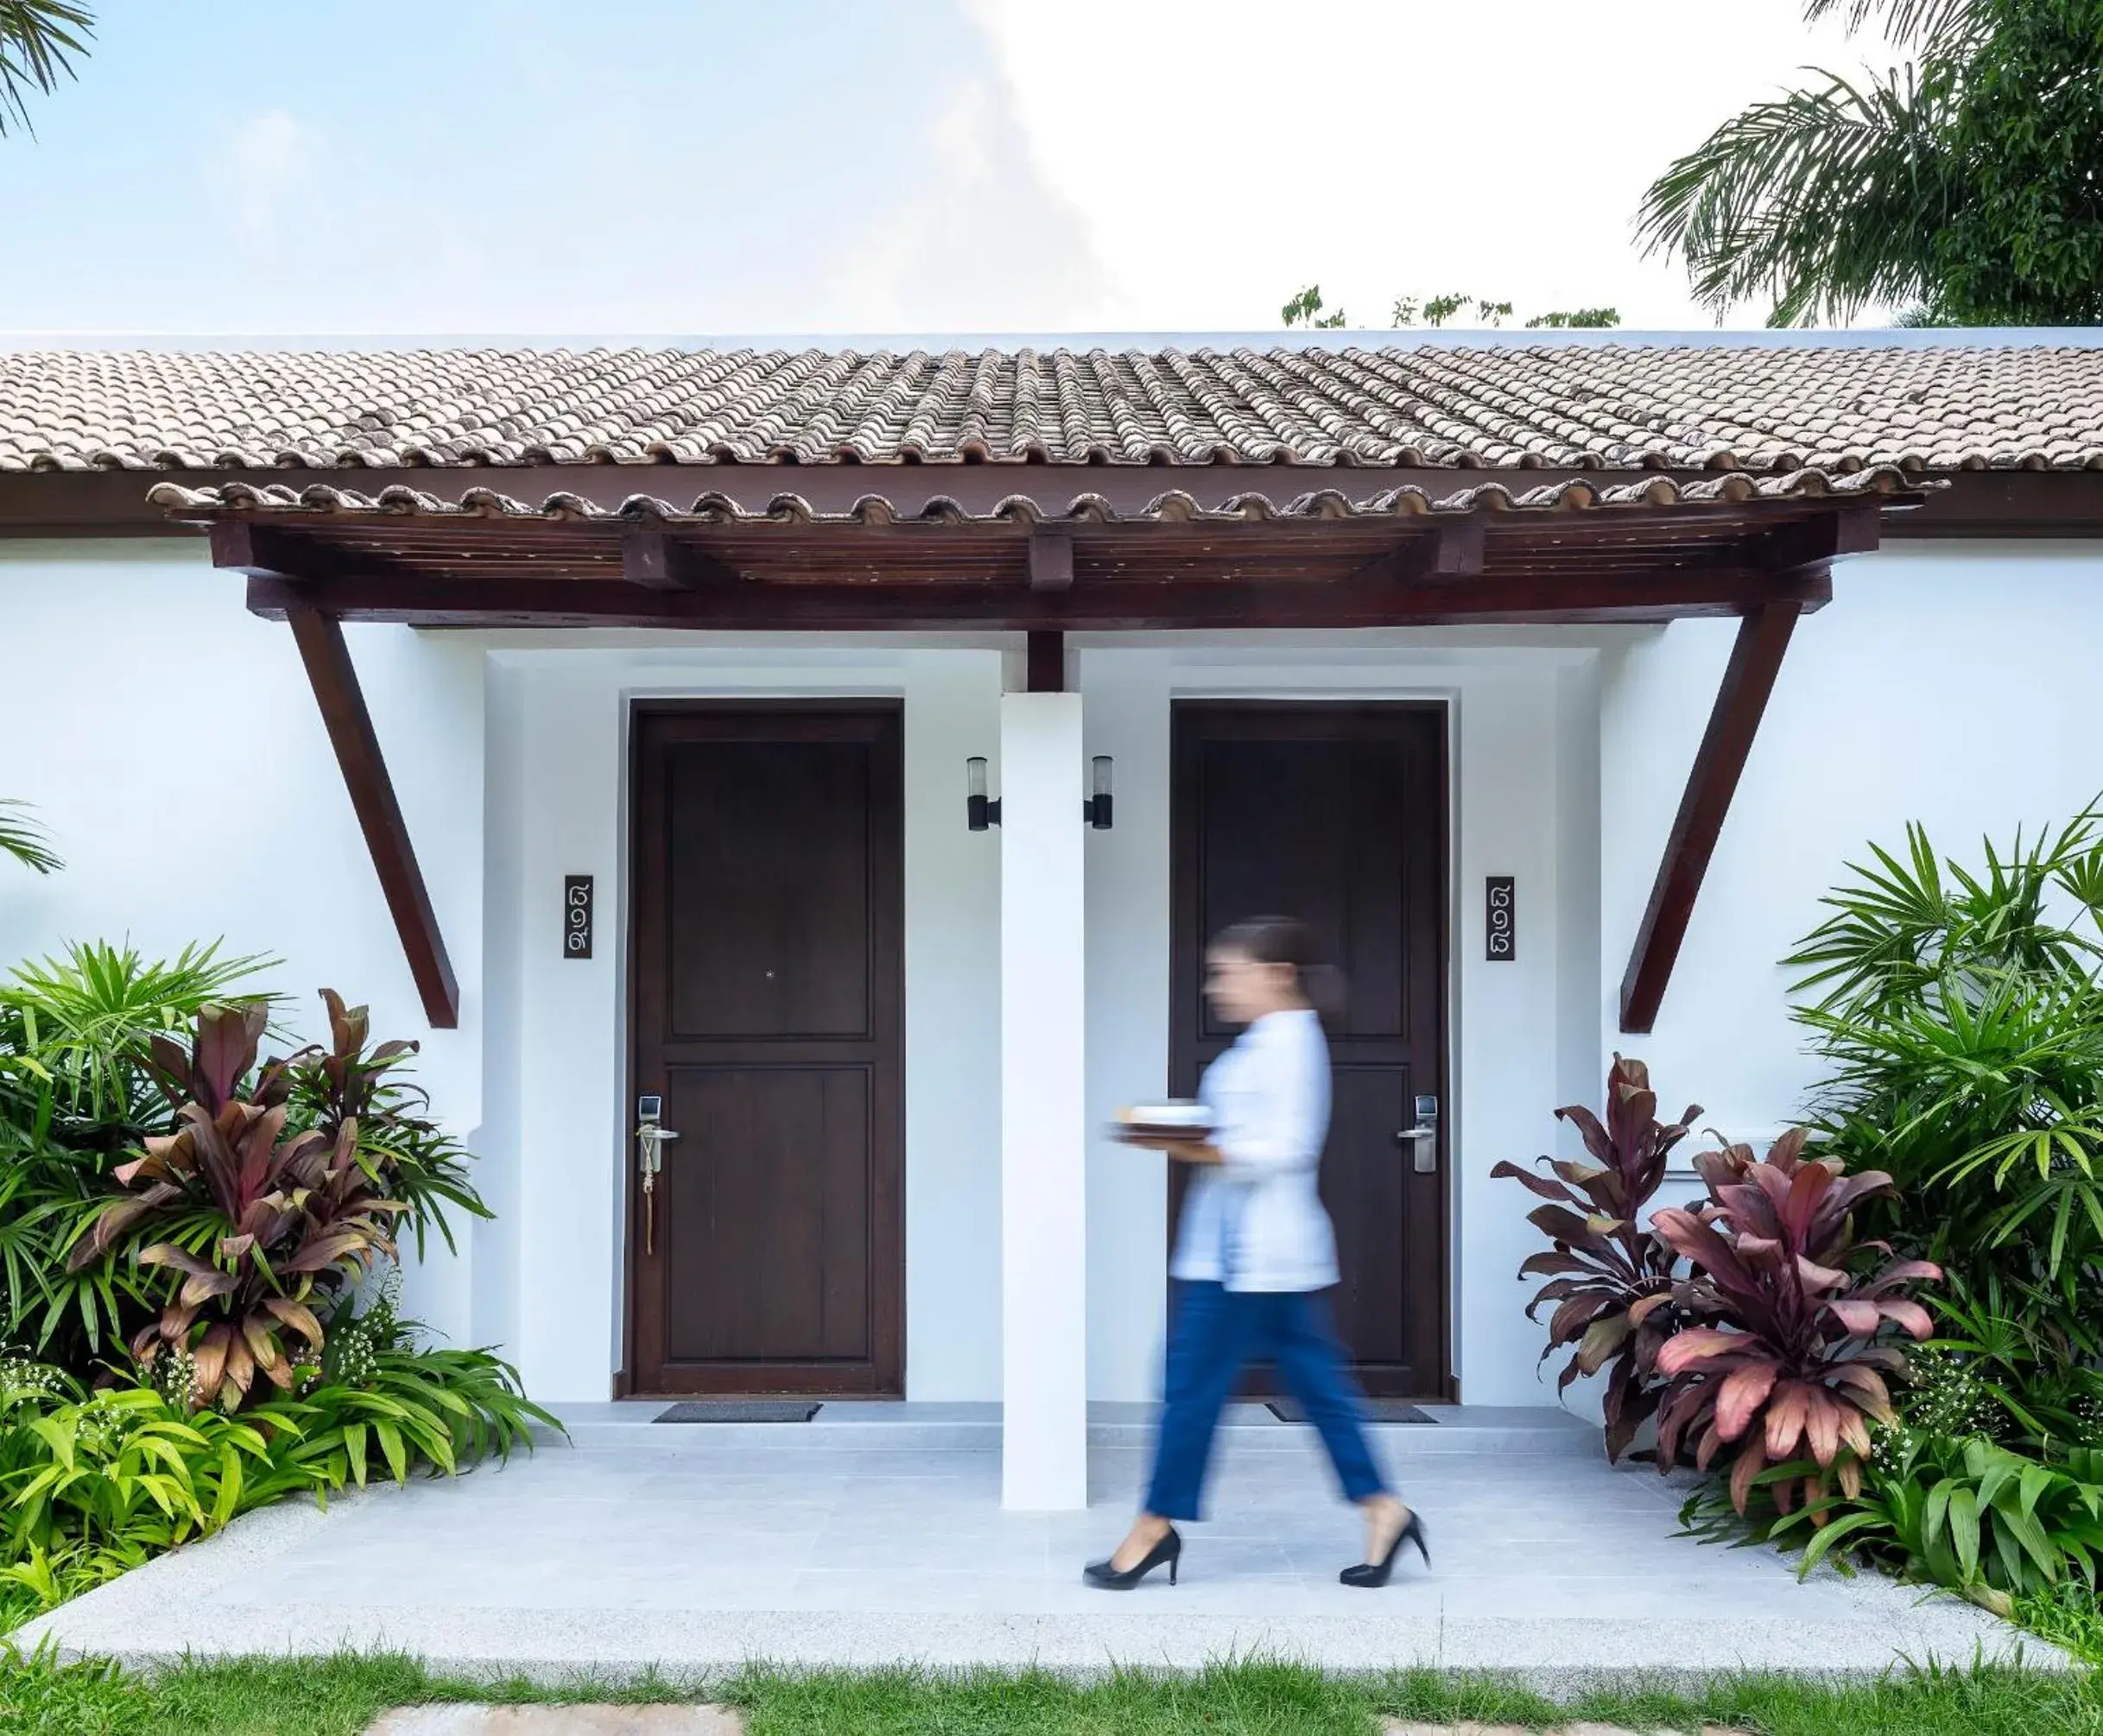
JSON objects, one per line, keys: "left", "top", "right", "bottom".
{"left": 1000, "top": 690, "right": 1089, "bottom": 1510}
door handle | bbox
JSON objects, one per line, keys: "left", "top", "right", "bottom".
{"left": 1396, "top": 1094, "right": 1440, "bottom": 1175}
{"left": 637, "top": 1110, "right": 681, "bottom": 1257}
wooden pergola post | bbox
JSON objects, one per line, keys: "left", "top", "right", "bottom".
{"left": 283, "top": 606, "right": 460, "bottom": 1029}
{"left": 1617, "top": 600, "right": 1802, "bottom": 1034}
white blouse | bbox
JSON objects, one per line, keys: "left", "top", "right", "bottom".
{"left": 1170, "top": 1008, "right": 1339, "bottom": 1293}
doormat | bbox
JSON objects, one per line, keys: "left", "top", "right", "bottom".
{"left": 654, "top": 1400, "right": 823, "bottom": 1423}
{"left": 1268, "top": 1399, "right": 1433, "bottom": 1424}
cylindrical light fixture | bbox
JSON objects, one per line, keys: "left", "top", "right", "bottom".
{"left": 1087, "top": 756, "right": 1114, "bottom": 830}
{"left": 966, "top": 757, "right": 1001, "bottom": 831}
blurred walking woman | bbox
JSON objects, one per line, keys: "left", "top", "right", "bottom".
{"left": 1086, "top": 917, "right": 1427, "bottom": 1591}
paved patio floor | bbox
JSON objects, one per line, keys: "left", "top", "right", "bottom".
{"left": 21, "top": 1402, "right": 2050, "bottom": 1691}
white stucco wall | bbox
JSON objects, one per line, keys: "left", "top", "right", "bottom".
{"left": 0, "top": 542, "right": 486, "bottom": 1347}
{"left": 478, "top": 641, "right": 1006, "bottom": 1403}
{"left": 20, "top": 538, "right": 2093, "bottom": 1417}
{"left": 1602, "top": 542, "right": 2103, "bottom": 1149}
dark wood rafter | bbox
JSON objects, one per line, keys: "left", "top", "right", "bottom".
{"left": 1618, "top": 599, "right": 1804, "bottom": 1034}
{"left": 282, "top": 606, "right": 460, "bottom": 1030}
{"left": 1741, "top": 502, "right": 1883, "bottom": 575}
{"left": 1026, "top": 630, "right": 1065, "bottom": 693}
{"left": 1028, "top": 528, "right": 1074, "bottom": 592}
{"left": 244, "top": 562, "right": 1836, "bottom": 631}
{"left": 622, "top": 529, "right": 738, "bottom": 590}
{"left": 211, "top": 519, "right": 430, "bottom": 586}
{"left": 1428, "top": 516, "right": 1485, "bottom": 579}
{"left": 191, "top": 485, "right": 1905, "bottom": 1037}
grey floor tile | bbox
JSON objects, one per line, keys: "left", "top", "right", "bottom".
{"left": 63, "top": 1429, "right": 2034, "bottom": 1680}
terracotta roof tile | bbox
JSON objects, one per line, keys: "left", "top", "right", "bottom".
{"left": 4, "top": 344, "right": 2101, "bottom": 474}
{"left": 145, "top": 463, "right": 1924, "bottom": 527}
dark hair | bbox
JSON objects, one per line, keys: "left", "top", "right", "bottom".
{"left": 1211, "top": 916, "right": 1346, "bottom": 1017}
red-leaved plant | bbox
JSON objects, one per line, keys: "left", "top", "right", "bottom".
{"left": 1650, "top": 1131, "right": 1940, "bottom": 1515}
{"left": 1492, "top": 1056, "right": 1701, "bottom": 1459}
{"left": 69, "top": 1000, "right": 406, "bottom": 1410}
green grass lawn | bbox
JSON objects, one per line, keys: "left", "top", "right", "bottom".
{"left": 0, "top": 1653, "right": 2096, "bottom": 1736}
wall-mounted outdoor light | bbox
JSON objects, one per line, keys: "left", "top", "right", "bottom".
{"left": 964, "top": 755, "right": 1116, "bottom": 831}
{"left": 1087, "top": 757, "right": 1114, "bottom": 830}
{"left": 966, "top": 757, "right": 1001, "bottom": 831}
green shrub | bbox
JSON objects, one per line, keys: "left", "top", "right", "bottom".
{"left": 0, "top": 946, "right": 554, "bottom": 1624}
{"left": 1662, "top": 810, "right": 2103, "bottom": 1637}
{"left": 0, "top": 942, "right": 270, "bottom": 1372}
{"left": 0, "top": 1322, "right": 554, "bottom": 1623}
{"left": 1789, "top": 811, "right": 2103, "bottom": 1360}
{"left": 1684, "top": 1432, "right": 2103, "bottom": 1617}
{"left": 274, "top": 1270, "right": 555, "bottom": 1490}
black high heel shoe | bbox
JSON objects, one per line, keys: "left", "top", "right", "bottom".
{"left": 1340, "top": 1507, "right": 1428, "bottom": 1588}
{"left": 1083, "top": 1525, "right": 1182, "bottom": 1589}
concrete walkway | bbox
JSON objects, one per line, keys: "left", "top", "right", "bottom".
{"left": 19, "top": 1402, "right": 2049, "bottom": 1692}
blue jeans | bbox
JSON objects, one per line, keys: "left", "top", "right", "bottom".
{"left": 1144, "top": 1280, "right": 1390, "bottom": 1521}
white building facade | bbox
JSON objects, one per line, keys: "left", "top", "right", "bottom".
{"left": 3, "top": 332, "right": 2099, "bottom": 1507}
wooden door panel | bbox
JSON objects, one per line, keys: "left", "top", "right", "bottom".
{"left": 1322, "top": 1064, "right": 1412, "bottom": 1378}
{"left": 630, "top": 705, "right": 903, "bottom": 1397}
{"left": 662, "top": 1066, "right": 871, "bottom": 1364}
{"left": 667, "top": 741, "right": 872, "bottom": 1041}
{"left": 1170, "top": 703, "right": 1449, "bottom": 1399}
{"left": 1196, "top": 738, "right": 1409, "bottom": 1042}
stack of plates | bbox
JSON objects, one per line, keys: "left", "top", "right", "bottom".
{"left": 1112, "top": 1100, "right": 1214, "bottom": 1144}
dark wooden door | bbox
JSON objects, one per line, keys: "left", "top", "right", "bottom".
{"left": 628, "top": 704, "right": 903, "bottom": 1395}
{"left": 1169, "top": 703, "right": 1448, "bottom": 1399}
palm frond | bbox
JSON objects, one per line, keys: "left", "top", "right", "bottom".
{"left": 0, "top": 1, "right": 92, "bottom": 137}
{"left": 1803, "top": 0, "right": 1991, "bottom": 49}
{"left": 0, "top": 800, "right": 60, "bottom": 875}
{"left": 1636, "top": 64, "right": 1958, "bottom": 326}
{"left": 0, "top": 940, "right": 278, "bottom": 1124}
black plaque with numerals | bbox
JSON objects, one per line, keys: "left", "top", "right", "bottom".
{"left": 1485, "top": 875, "right": 1515, "bottom": 961}
{"left": 563, "top": 874, "right": 593, "bottom": 959}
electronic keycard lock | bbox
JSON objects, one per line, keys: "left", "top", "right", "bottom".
{"left": 1395, "top": 1093, "right": 1440, "bottom": 1175}
{"left": 636, "top": 1093, "right": 681, "bottom": 1256}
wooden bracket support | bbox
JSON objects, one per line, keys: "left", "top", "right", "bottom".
{"left": 1739, "top": 503, "right": 1884, "bottom": 575}
{"left": 1618, "top": 599, "right": 1803, "bottom": 1034}
{"left": 1028, "top": 529, "right": 1074, "bottom": 592}
{"left": 283, "top": 607, "right": 460, "bottom": 1030}
{"left": 622, "top": 529, "right": 740, "bottom": 590}
{"left": 1429, "top": 516, "right": 1486, "bottom": 578}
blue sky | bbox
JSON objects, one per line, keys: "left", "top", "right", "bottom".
{"left": 0, "top": 1, "right": 1893, "bottom": 336}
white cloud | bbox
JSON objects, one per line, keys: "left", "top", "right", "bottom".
{"left": 827, "top": 67, "right": 1118, "bottom": 333}
{"left": 966, "top": 0, "right": 1898, "bottom": 330}
{"left": 213, "top": 109, "right": 312, "bottom": 250}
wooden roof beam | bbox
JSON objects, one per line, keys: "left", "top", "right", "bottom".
{"left": 1026, "top": 630, "right": 1066, "bottom": 692}
{"left": 246, "top": 562, "right": 1832, "bottom": 633}
{"left": 1352, "top": 518, "right": 1487, "bottom": 584}
{"left": 1733, "top": 502, "right": 1884, "bottom": 576}
{"left": 283, "top": 606, "right": 459, "bottom": 1030}
{"left": 621, "top": 529, "right": 740, "bottom": 589}
{"left": 210, "top": 519, "right": 430, "bottom": 586}
{"left": 1618, "top": 599, "right": 1802, "bottom": 1033}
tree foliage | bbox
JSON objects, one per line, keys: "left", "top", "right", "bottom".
{"left": 0, "top": 2, "right": 92, "bottom": 136}
{"left": 1638, "top": 0, "right": 2103, "bottom": 326}
{"left": 1282, "top": 285, "right": 1618, "bottom": 331}
{"left": 1280, "top": 285, "right": 1347, "bottom": 329}
{"left": 0, "top": 801, "right": 59, "bottom": 877}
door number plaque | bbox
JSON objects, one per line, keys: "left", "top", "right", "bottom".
{"left": 564, "top": 875, "right": 593, "bottom": 959}
{"left": 1485, "top": 875, "right": 1515, "bottom": 961}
